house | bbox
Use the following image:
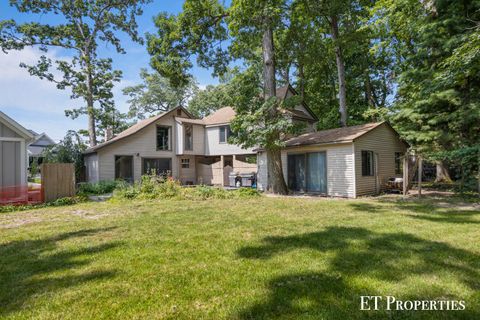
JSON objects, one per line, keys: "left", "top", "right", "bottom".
{"left": 0, "top": 111, "right": 35, "bottom": 188}
{"left": 256, "top": 122, "right": 409, "bottom": 197}
{"left": 84, "top": 85, "right": 318, "bottom": 186}
{"left": 27, "top": 130, "right": 56, "bottom": 166}
{"left": 84, "top": 85, "right": 408, "bottom": 198}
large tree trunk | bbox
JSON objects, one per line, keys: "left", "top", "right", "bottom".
{"left": 262, "top": 24, "right": 288, "bottom": 195}
{"left": 83, "top": 54, "right": 97, "bottom": 147}
{"left": 330, "top": 15, "right": 348, "bottom": 127}
{"left": 435, "top": 160, "right": 452, "bottom": 183}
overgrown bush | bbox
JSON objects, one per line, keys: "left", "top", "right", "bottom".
{"left": 112, "top": 174, "right": 260, "bottom": 201}
{"left": 78, "top": 180, "right": 119, "bottom": 195}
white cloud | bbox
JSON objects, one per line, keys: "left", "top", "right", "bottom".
{"left": 0, "top": 47, "right": 137, "bottom": 140}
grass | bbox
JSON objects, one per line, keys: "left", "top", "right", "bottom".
{"left": 0, "top": 195, "right": 479, "bottom": 319}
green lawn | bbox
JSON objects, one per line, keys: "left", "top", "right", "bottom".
{"left": 0, "top": 196, "right": 479, "bottom": 319}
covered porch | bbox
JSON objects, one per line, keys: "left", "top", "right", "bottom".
{"left": 178, "top": 154, "right": 258, "bottom": 187}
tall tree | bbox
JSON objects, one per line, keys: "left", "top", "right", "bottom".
{"left": 375, "top": 0, "right": 480, "bottom": 186}
{"left": 0, "top": 0, "right": 150, "bottom": 147}
{"left": 148, "top": 0, "right": 293, "bottom": 194}
{"left": 123, "top": 68, "right": 198, "bottom": 120}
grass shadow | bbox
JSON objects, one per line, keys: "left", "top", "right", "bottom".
{"left": 236, "top": 227, "right": 480, "bottom": 319}
{"left": 0, "top": 227, "right": 121, "bottom": 316}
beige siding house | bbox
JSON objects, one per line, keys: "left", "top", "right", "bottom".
{"left": 84, "top": 85, "right": 318, "bottom": 187}
{"left": 84, "top": 85, "right": 408, "bottom": 198}
{"left": 257, "top": 122, "right": 408, "bottom": 198}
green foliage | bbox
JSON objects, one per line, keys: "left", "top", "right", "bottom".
{"left": 78, "top": 181, "right": 119, "bottom": 195}
{"left": 188, "top": 82, "right": 235, "bottom": 117}
{"left": 123, "top": 68, "right": 198, "bottom": 119}
{"left": 0, "top": 0, "right": 150, "bottom": 146}
{"left": 0, "top": 196, "right": 85, "bottom": 213}
{"left": 112, "top": 174, "right": 260, "bottom": 201}
{"left": 42, "top": 130, "right": 86, "bottom": 182}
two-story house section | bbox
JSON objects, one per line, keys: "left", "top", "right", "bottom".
{"left": 84, "top": 85, "right": 318, "bottom": 186}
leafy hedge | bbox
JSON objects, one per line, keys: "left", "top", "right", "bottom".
{"left": 113, "top": 175, "right": 260, "bottom": 200}
{"left": 77, "top": 180, "right": 119, "bottom": 195}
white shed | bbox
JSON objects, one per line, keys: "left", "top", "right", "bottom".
{"left": 0, "top": 111, "right": 34, "bottom": 188}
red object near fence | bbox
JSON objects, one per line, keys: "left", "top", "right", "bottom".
{"left": 0, "top": 184, "right": 44, "bottom": 206}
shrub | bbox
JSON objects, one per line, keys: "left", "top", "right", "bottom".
{"left": 111, "top": 174, "right": 261, "bottom": 201}
{"left": 78, "top": 181, "right": 119, "bottom": 195}
{"left": 0, "top": 196, "right": 85, "bottom": 213}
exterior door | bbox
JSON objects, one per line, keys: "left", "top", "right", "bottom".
{"left": 306, "top": 152, "right": 327, "bottom": 193}
{"left": 288, "top": 152, "right": 327, "bottom": 194}
{"left": 115, "top": 155, "right": 133, "bottom": 182}
{"left": 288, "top": 154, "right": 306, "bottom": 192}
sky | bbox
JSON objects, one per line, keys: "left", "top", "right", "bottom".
{"left": 0, "top": 1, "right": 221, "bottom": 141}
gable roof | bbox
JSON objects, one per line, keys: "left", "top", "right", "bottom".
{"left": 85, "top": 106, "right": 192, "bottom": 154}
{"left": 0, "top": 111, "right": 35, "bottom": 140}
{"left": 30, "top": 132, "right": 56, "bottom": 146}
{"left": 285, "top": 122, "right": 405, "bottom": 147}
{"left": 203, "top": 107, "right": 236, "bottom": 126}
{"left": 276, "top": 84, "right": 319, "bottom": 121}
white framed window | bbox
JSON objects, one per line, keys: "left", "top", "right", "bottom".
{"left": 181, "top": 158, "right": 190, "bottom": 169}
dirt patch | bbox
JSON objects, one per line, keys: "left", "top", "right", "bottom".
{"left": 0, "top": 216, "right": 43, "bottom": 229}
{"left": 69, "top": 209, "right": 110, "bottom": 220}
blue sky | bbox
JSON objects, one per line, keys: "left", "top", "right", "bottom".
{"left": 0, "top": 1, "right": 221, "bottom": 141}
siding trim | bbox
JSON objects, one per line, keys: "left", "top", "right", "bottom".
{"left": 352, "top": 143, "right": 357, "bottom": 198}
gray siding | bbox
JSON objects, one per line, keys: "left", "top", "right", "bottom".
{"left": 84, "top": 153, "right": 99, "bottom": 183}
{"left": 0, "top": 122, "right": 21, "bottom": 138}
{"left": 0, "top": 141, "right": 21, "bottom": 187}
{"left": 354, "top": 123, "right": 408, "bottom": 196}
{"left": 205, "top": 126, "right": 255, "bottom": 155}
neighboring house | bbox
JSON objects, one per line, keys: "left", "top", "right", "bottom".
{"left": 257, "top": 122, "right": 409, "bottom": 197}
{"left": 0, "top": 111, "right": 35, "bottom": 188}
{"left": 27, "top": 130, "right": 56, "bottom": 166}
{"left": 84, "top": 85, "right": 318, "bottom": 186}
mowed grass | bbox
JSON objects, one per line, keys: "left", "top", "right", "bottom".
{"left": 0, "top": 196, "right": 479, "bottom": 319}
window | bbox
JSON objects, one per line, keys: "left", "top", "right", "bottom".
{"left": 361, "top": 150, "right": 374, "bottom": 176}
{"left": 184, "top": 124, "right": 193, "bottom": 150}
{"left": 181, "top": 158, "right": 190, "bottom": 169}
{"left": 115, "top": 156, "right": 133, "bottom": 182}
{"left": 156, "top": 126, "right": 171, "bottom": 150}
{"left": 143, "top": 158, "right": 171, "bottom": 176}
{"left": 219, "top": 125, "right": 231, "bottom": 143}
{"left": 395, "top": 152, "right": 403, "bottom": 175}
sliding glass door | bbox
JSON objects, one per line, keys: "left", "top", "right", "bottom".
{"left": 288, "top": 152, "right": 327, "bottom": 194}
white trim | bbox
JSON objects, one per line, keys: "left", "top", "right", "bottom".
{"left": 0, "top": 137, "right": 25, "bottom": 142}
{"left": 0, "top": 111, "right": 35, "bottom": 140}
{"left": 352, "top": 143, "right": 357, "bottom": 198}
{"left": 20, "top": 140, "right": 27, "bottom": 184}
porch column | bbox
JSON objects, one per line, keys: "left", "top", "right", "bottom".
{"left": 220, "top": 155, "right": 225, "bottom": 187}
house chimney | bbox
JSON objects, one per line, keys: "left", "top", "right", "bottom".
{"left": 105, "top": 127, "right": 113, "bottom": 141}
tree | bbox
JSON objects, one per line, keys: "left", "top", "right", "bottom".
{"left": 123, "top": 68, "right": 198, "bottom": 119}
{"left": 375, "top": 0, "right": 480, "bottom": 187}
{"left": 188, "top": 83, "right": 235, "bottom": 117}
{"left": 43, "top": 130, "right": 87, "bottom": 181}
{"left": 0, "top": 0, "right": 150, "bottom": 147}
{"left": 148, "top": 0, "right": 293, "bottom": 194}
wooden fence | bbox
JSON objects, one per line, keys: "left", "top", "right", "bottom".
{"left": 41, "top": 163, "right": 75, "bottom": 202}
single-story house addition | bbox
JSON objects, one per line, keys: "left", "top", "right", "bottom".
{"left": 257, "top": 122, "right": 409, "bottom": 197}
{"left": 0, "top": 111, "right": 35, "bottom": 188}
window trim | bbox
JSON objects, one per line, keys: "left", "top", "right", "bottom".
{"left": 156, "top": 125, "right": 171, "bottom": 151}
{"left": 219, "top": 125, "right": 231, "bottom": 144}
{"left": 361, "top": 150, "right": 375, "bottom": 177}
{"left": 181, "top": 158, "right": 190, "bottom": 169}
{"left": 184, "top": 124, "right": 193, "bottom": 151}
{"left": 395, "top": 152, "right": 403, "bottom": 175}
